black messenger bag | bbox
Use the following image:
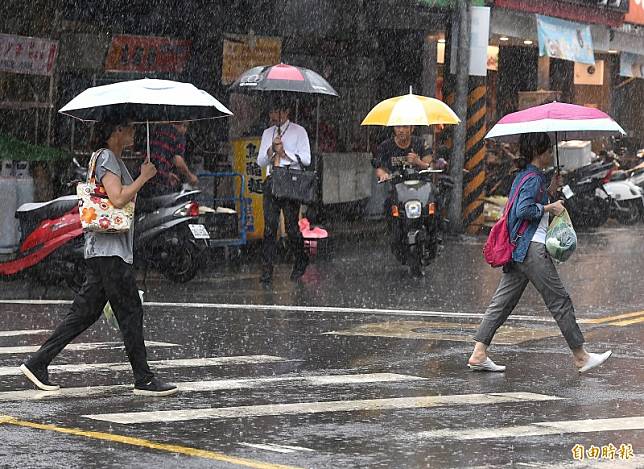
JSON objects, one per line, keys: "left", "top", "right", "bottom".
{"left": 270, "top": 154, "right": 317, "bottom": 204}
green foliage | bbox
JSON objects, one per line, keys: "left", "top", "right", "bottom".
{"left": 0, "top": 133, "right": 69, "bottom": 161}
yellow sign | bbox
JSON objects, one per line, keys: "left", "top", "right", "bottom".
{"left": 232, "top": 138, "right": 265, "bottom": 240}
{"left": 221, "top": 35, "right": 281, "bottom": 85}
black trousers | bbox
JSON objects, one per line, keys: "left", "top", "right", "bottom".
{"left": 27, "top": 256, "right": 154, "bottom": 386}
{"left": 262, "top": 177, "right": 307, "bottom": 271}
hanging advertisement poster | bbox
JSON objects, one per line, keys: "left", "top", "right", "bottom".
{"left": 0, "top": 33, "right": 58, "bottom": 76}
{"left": 221, "top": 35, "right": 281, "bottom": 85}
{"left": 232, "top": 137, "right": 266, "bottom": 240}
{"left": 620, "top": 52, "right": 644, "bottom": 78}
{"left": 537, "top": 15, "right": 594, "bottom": 65}
{"left": 104, "top": 35, "right": 191, "bottom": 73}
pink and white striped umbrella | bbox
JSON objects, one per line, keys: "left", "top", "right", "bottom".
{"left": 485, "top": 102, "right": 626, "bottom": 142}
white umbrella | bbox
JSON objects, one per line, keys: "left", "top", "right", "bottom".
{"left": 485, "top": 102, "right": 626, "bottom": 169}
{"left": 60, "top": 78, "right": 232, "bottom": 122}
{"left": 59, "top": 78, "right": 233, "bottom": 159}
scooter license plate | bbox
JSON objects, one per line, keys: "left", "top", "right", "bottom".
{"left": 188, "top": 224, "right": 210, "bottom": 239}
{"left": 562, "top": 185, "right": 574, "bottom": 199}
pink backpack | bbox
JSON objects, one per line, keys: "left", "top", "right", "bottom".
{"left": 483, "top": 173, "right": 538, "bottom": 268}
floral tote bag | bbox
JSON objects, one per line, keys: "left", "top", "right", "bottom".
{"left": 76, "top": 149, "right": 135, "bottom": 233}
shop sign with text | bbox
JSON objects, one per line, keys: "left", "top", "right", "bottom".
{"left": 625, "top": 0, "right": 644, "bottom": 25}
{"left": 221, "top": 35, "right": 281, "bottom": 85}
{"left": 0, "top": 33, "right": 58, "bottom": 76}
{"left": 537, "top": 15, "right": 594, "bottom": 65}
{"left": 566, "top": 0, "right": 628, "bottom": 12}
{"left": 104, "top": 35, "right": 191, "bottom": 73}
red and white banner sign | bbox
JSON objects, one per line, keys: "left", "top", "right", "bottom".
{"left": 0, "top": 33, "right": 58, "bottom": 76}
{"left": 104, "top": 35, "right": 191, "bottom": 73}
{"left": 626, "top": 0, "right": 644, "bottom": 25}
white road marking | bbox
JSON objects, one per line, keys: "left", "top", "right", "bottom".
{"left": 0, "top": 299, "right": 574, "bottom": 323}
{"left": 414, "top": 416, "right": 644, "bottom": 440}
{"left": 0, "top": 373, "right": 424, "bottom": 401}
{"left": 83, "top": 392, "right": 563, "bottom": 424}
{"left": 239, "top": 443, "right": 296, "bottom": 454}
{"left": 239, "top": 443, "right": 315, "bottom": 454}
{"left": 0, "top": 355, "right": 291, "bottom": 376}
{"left": 0, "top": 330, "right": 51, "bottom": 337}
{"left": 0, "top": 341, "right": 178, "bottom": 354}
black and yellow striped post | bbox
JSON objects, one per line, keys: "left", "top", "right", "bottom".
{"left": 462, "top": 77, "right": 487, "bottom": 235}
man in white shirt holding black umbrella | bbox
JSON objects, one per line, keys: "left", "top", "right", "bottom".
{"left": 257, "top": 101, "right": 311, "bottom": 285}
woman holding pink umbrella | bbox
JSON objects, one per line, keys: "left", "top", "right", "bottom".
{"left": 467, "top": 132, "right": 612, "bottom": 374}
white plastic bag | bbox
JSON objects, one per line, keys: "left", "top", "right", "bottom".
{"left": 545, "top": 209, "right": 577, "bottom": 262}
{"left": 103, "top": 290, "right": 144, "bottom": 329}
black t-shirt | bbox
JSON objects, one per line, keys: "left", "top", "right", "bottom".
{"left": 374, "top": 136, "right": 431, "bottom": 173}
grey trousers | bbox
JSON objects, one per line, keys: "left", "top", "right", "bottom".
{"left": 474, "top": 242, "right": 585, "bottom": 350}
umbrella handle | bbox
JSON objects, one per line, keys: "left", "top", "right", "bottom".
{"left": 555, "top": 131, "right": 560, "bottom": 175}
{"left": 146, "top": 121, "right": 150, "bottom": 163}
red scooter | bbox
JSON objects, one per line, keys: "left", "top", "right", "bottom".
{"left": 0, "top": 195, "right": 85, "bottom": 289}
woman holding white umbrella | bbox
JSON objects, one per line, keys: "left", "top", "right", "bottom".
{"left": 20, "top": 78, "right": 232, "bottom": 396}
{"left": 21, "top": 113, "right": 178, "bottom": 396}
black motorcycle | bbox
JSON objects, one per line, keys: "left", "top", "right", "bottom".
{"left": 383, "top": 167, "right": 448, "bottom": 277}
{"left": 561, "top": 162, "right": 614, "bottom": 228}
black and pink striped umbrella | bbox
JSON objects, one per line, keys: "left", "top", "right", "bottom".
{"left": 231, "top": 63, "right": 338, "bottom": 96}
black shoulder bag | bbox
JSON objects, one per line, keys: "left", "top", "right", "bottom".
{"left": 271, "top": 154, "right": 317, "bottom": 204}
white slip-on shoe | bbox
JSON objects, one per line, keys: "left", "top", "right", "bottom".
{"left": 19, "top": 364, "right": 60, "bottom": 391}
{"left": 578, "top": 351, "right": 612, "bottom": 373}
{"left": 467, "top": 357, "right": 506, "bottom": 372}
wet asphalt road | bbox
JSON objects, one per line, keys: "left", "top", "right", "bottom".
{"left": 0, "top": 223, "right": 643, "bottom": 468}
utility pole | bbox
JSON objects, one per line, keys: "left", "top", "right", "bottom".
{"left": 448, "top": 0, "right": 471, "bottom": 233}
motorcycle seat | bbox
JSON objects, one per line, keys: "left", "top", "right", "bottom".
{"left": 137, "top": 190, "right": 201, "bottom": 213}
{"left": 15, "top": 195, "right": 78, "bottom": 222}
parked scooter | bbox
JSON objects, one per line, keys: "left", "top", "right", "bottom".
{"left": 560, "top": 161, "right": 614, "bottom": 228}
{"left": 135, "top": 192, "right": 209, "bottom": 283}
{"left": 381, "top": 166, "right": 446, "bottom": 277}
{"left": 598, "top": 155, "right": 644, "bottom": 225}
{"left": 0, "top": 195, "right": 85, "bottom": 289}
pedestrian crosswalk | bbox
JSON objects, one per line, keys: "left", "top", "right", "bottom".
{"left": 0, "top": 317, "right": 637, "bottom": 469}
{"left": 83, "top": 392, "right": 563, "bottom": 425}
{"left": 0, "top": 329, "right": 51, "bottom": 337}
{"left": 0, "top": 373, "right": 426, "bottom": 401}
{"left": 0, "top": 355, "right": 293, "bottom": 376}
{"left": 0, "top": 341, "right": 179, "bottom": 354}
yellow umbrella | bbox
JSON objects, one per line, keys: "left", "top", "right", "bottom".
{"left": 361, "top": 91, "right": 460, "bottom": 127}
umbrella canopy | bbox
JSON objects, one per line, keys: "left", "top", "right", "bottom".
{"left": 361, "top": 92, "right": 460, "bottom": 127}
{"left": 485, "top": 102, "right": 626, "bottom": 142}
{"left": 59, "top": 78, "right": 233, "bottom": 123}
{"left": 230, "top": 63, "right": 338, "bottom": 96}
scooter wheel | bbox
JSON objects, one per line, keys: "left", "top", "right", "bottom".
{"left": 615, "top": 199, "right": 643, "bottom": 225}
{"left": 160, "top": 240, "right": 201, "bottom": 283}
{"left": 408, "top": 245, "right": 424, "bottom": 278}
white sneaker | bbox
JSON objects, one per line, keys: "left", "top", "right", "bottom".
{"left": 467, "top": 357, "right": 506, "bottom": 372}
{"left": 578, "top": 351, "right": 612, "bottom": 373}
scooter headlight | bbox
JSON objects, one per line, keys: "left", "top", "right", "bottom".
{"left": 404, "top": 200, "right": 422, "bottom": 219}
